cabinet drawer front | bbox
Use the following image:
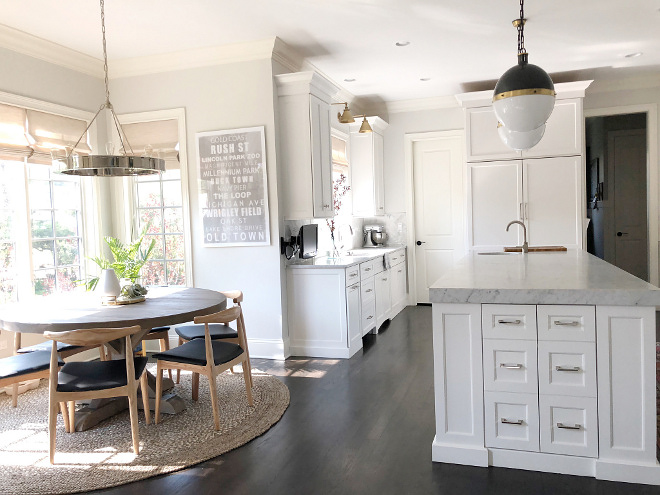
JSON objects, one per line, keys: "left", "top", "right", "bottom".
{"left": 360, "top": 260, "right": 376, "bottom": 280}
{"left": 360, "top": 277, "right": 375, "bottom": 301}
{"left": 346, "top": 266, "right": 360, "bottom": 286}
{"left": 539, "top": 395, "right": 598, "bottom": 458}
{"left": 537, "top": 305, "right": 595, "bottom": 342}
{"left": 483, "top": 340, "right": 538, "bottom": 394}
{"left": 361, "top": 298, "right": 376, "bottom": 335}
{"left": 372, "top": 257, "right": 385, "bottom": 275}
{"left": 482, "top": 304, "right": 537, "bottom": 340}
{"left": 538, "top": 341, "right": 597, "bottom": 397}
{"left": 484, "top": 391, "right": 539, "bottom": 452}
{"left": 390, "top": 249, "right": 406, "bottom": 266}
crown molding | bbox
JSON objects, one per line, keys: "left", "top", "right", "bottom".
{"left": 0, "top": 24, "right": 103, "bottom": 77}
{"left": 386, "top": 95, "right": 459, "bottom": 114}
{"left": 455, "top": 80, "right": 594, "bottom": 108}
{"left": 0, "top": 90, "right": 94, "bottom": 120}
{"left": 587, "top": 74, "right": 660, "bottom": 95}
{"left": 272, "top": 37, "right": 303, "bottom": 73}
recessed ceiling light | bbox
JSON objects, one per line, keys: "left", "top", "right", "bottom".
{"left": 420, "top": 78, "right": 431, "bottom": 82}
{"left": 395, "top": 41, "right": 410, "bottom": 47}
{"left": 625, "top": 52, "right": 643, "bottom": 58}
{"left": 344, "top": 78, "right": 356, "bottom": 82}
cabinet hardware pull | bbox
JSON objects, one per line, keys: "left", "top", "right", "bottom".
{"left": 525, "top": 202, "right": 528, "bottom": 221}
{"left": 382, "top": 278, "right": 388, "bottom": 281}
{"left": 398, "top": 270, "right": 402, "bottom": 273}
{"left": 501, "top": 418, "right": 523, "bottom": 425}
{"left": 350, "top": 286, "right": 359, "bottom": 292}
{"left": 555, "top": 366, "right": 581, "bottom": 372}
{"left": 497, "top": 319, "right": 522, "bottom": 325}
{"left": 365, "top": 268, "right": 372, "bottom": 271}
{"left": 519, "top": 203, "right": 524, "bottom": 221}
{"left": 392, "top": 257, "right": 398, "bottom": 261}
{"left": 366, "top": 289, "right": 373, "bottom": 293}
{"left": 323, "top": 204, "right": 330, "bottom": 209}
{"left": 500, "top": 363, "right": 523, "bottom": 369}
{"left": 557, "top": 422, "right": 582, "bottom": 430}
{"left": 554, "top": 320, "right": 579, "bottom": 326}
{"left": 367, "top": 315, "right": 373, "bottom": 319}
{"left": 349, "top": 273, "right": 358, "bottom": 278}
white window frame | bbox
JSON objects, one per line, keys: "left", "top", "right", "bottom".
{"left": 118, "top": 108, "right": 193, "bottom": 287}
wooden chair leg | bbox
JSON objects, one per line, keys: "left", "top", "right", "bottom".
{"left": 48, "top": 399, "right": 58, "bottom": 464}
{"left": 192, "top": 372, "right": 200, "bottom": 401}
{"left": 208, "top": 371, "right": 221, "bottom": 431}
{"left": 11, "top": 383, "right": 18, "bottom": 408}
{"left": 176, "top": 337, "right": 183, "bottom": 383}
{"left": 242, "top": 359, "right": 254, "bottom": 406}
{"left": 98, "top": 346, "right": 107, "bottom": 361}
{"left": 154, "top": 364, "right": 163, "bottom": 424}
{"left": 59, "top": 402, "right": 70, "bottom": 433}
{"left": 68, "top": 401, "right": 75, "bottom": 431}
{"left": 139, "top": 342, "right": 147, "bottom": 357}
{"left": 140, "top": 372, "right": 151, "bottom": 425}
{"left": 127, "top": 388, "right": 140, "bottom": 454}
{"left": 159, "top": 338, "right": 172, "bottom": 381}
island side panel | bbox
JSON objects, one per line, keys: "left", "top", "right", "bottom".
{"left": 595, "top": 305, "right": 659, "bottom": 483}
{"left": 432, "top": 303, "right": 488, "bottom": 466}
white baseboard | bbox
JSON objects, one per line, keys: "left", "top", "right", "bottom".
{"left": 490, "top": 448, "right": 596, "bottom": 477}
{"left": 431, "top": 438, "right": 489, "bottom": 467}
{"left": 596, "top": 459, "right": 660, "bottom": 485}
{"left": 248, "top": 338, "right": 288, "bottom": 360}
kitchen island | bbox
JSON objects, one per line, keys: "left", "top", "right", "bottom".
{"left": 430, "top": 250, "right": 660, "bottom": 485}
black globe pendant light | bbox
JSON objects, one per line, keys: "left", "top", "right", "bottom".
{"left": 493, "top": 0, "right": 556, "bottom": 134}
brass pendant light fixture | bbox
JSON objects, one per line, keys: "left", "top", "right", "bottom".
{"left": 333, "top": 103, "right": 373, "bottom": 133}
{"left": 492, "top": 0, "right": 556, "bottom": 139}
{"left": 52, "top": 0, "right": 165, "bottom": 177}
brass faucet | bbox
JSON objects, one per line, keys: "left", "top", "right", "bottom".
{"left": 506, "top": 220, "right": 528, "bottom": 253}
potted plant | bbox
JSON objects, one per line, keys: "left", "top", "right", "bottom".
{"left": 85, "top": 228, "right": 155, "bottom": 300}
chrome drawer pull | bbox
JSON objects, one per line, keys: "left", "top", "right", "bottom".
{"left": 392, "top": 257, "right": 398, "bottom": 261}
{"left": 554, "top": 320, "right": 579, "bottom": 326}
{"left": 382, "top": 278, "right": 388, "bottom": 281}
{"left": 398, "top": 269, "right": 402, "bottom": 273}
{"left": 350, "top": 286, "right": 359, "bottom": 292}
{"left": 366, "top": 289, "right": 373, "bottom": 293}
{"left": 497, "top": 319, "right": 522, "bottom": 325}
{"left": 501, "top": 418, "right": 523, "bottom": 425}
{"left": 349, "top": 273, "right": 358, "bottom": 278}
{"left": 367, "top": 315, "right": 373, "bottom": 320}
{"left": 555, "top": 365, "right": 581, "bottom": 372}
{"left": 500, "top": 363, "right": 523, "bottom": 369}
{"left": 557, "top": 422, "right": 582, "bottom": 430}
{"left": 365, "top": 268, "right": 372, "bottom": 272}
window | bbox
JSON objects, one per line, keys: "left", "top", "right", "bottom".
{"left": 0, "top": 162, "right": 22, "bottom": 303}
{"left": 331, "top": 133, "right": 351, "bottom": 216}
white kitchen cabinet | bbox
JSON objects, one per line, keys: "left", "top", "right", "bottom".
{"left": 349, "top": 117, "right": 388, "bottom": 217}
{"left": 390, "top": 249, "right": 408, "bottom": 317}
{"left": 465, "top": 106, "right": 521, "bottom": 162}
{"left": 469, "top": 157, "right": 582, "bottom": 250}
{"left": 275, "top": 72, "right": 337, "bottom": 220}
{"left": 361, "top": 261, "right": 377, "bottom": 336}
{"left": 375, "top": 268, "right": 391, "bottom": 329}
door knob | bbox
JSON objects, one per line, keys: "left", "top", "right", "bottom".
{"left": 616, "top": 232, "right": 629, "bottom": 237}
{"left": 416, "top": 241, "right": 425, "bottom": 246}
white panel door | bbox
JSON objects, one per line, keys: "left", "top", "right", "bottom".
{"left": 469, "top": 161, "right": 523, "bottom": 250}
{"left": 413, "top": 134, "right": 466, "bottom": 303}
{"left": 524, "top": 156, "right": 582, "bottom": 249}
{"left": 309, "top": 94, "right": 333, "bottom": 218}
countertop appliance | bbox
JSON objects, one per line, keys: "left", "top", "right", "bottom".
{"left": 363, "top": 225, "right": 387, "bottom": 247}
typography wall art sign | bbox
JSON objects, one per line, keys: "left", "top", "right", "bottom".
{"left": 196, "top": 126, "right": 270, "bottom": 246}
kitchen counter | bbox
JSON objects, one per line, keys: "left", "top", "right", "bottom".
{"left": 430, "top": 250, "right": 660, "bottom": 306}
{"left": 286, "top": 246, "right": 404, "bottom": 269}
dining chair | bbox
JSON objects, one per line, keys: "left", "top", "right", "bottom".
{"left": 174, "top": 290, "right": 252, "bottom": 388}
{"left": 43, "top": 325, "right": 151, "bottom": 464}
{"left": 0, "top": 350, "right": 63, "bottom": 408}
{"left": 14, "top": 331, "right": 108, "bottom": 361}
{"left": 153, "top": 305, "right": 253, "bottom": 431}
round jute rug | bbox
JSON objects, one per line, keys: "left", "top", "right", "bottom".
{"left": 0, "top": 369, "right": 289, "bottom": 495}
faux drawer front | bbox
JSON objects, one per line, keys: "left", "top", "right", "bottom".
{"left": 346, "top": 266, "right": 360, "bottom": 286}
{"left": 360, "top": 278, "right": 375, "bottom": 301}
{"left": 483, "top": 340, "right": 538, "bottom": 394}
{"left": 537, "top": 305, "right": 595, "bottom": 342}
{"left": 390, "top": 249, "right": 406, "bottom": 266}
{"left": 484, "top": 391, "right": 539, "bottom": 452}
{"left": 539, "top": 395, "right": 598, "bottom": 458}
{"left": 482, "top": 304, "right": 537, "bottom": 340}
{"left": 361, "top": 298, "right": 376, "bottom": 334}
{"left": 538, "top": 341, "right": 597, "bottom": 397}
{"left": 360, "top": 260, "right": 376, "bottom": 280}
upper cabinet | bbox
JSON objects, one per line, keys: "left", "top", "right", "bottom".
{"left": 275, "top": 72, "right": 338, "bottom": 220}
{"left": 349, "top": 117, "right": 389, "bottom": 217}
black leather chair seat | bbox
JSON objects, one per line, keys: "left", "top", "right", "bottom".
{"left": 0, "top": 351, "right": 62, "bottom": 380}
{"left": 153, "top": 340, "right": 243, "bottom": 367}
{"left": 56, "top": 357, "right": 148, "bottom": 393}
{"left": 175, "top": 323, "right": 238, "bottom": 341}
{"left": 148, "top": 326, "right": 170, "bottom": 334}
{"left": 17, "top": 341, "right": 82, "bottom": 354}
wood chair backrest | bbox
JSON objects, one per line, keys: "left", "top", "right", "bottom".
{"left": 220, "top": 290, "right": 243, "bottom": 305}
{"left": 43, "top": 325, "right": 142, "bottom": 347}
{"left": 193, "top": 306, "right": 244, "bottom": 372}
{"left": 193, "top": 306, "right": 241, "bottom": 326}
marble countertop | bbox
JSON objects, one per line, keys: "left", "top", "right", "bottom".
{"left": 286, "top": 246, "right": 404, "bottom": 269}
{"left": 429, "top": 250, "right": 660, "bottom": 307}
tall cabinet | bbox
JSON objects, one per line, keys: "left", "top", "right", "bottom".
{"left": 349, "top": 117, "right": 389, "bottom": 217}
{"left": 275, "top": 72, "right": 338, "bottom": 220}
{"left": 456, "top": 81, "right": 592, "bottom": 251}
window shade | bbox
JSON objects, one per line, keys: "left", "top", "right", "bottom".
{"left": 121, "top": 119, "right": 180, "bottom": 169}
{"left": 0, "top": 103, "right": 32, "bottom": 160}
{"left": 26, "top": 109, "right": 91, "bottom": 164}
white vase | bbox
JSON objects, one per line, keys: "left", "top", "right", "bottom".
{"left": 98, "top": 269, "right": 121, "bottom": 302}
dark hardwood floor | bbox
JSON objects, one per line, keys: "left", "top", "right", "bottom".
{"left": 98, "top": 306, "right": 660, "bottom": 494}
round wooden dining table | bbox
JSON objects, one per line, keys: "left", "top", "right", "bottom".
{"left": 0, "top": 287, "right": 226, "bottom": 430}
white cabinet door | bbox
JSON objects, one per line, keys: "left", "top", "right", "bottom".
{"left": 346, "top": 282, "right": 362, "bottom": 354}
{"left": 469, "top": 161, "right": 523, "bottom": 250}
{"left": 390, "top": 260, "right": 407, "bottom": 317}
{"left": 466, "top": 106, "right": 521, "bottom": 162}
{"left": 523, "top": 99, "right": 582, "bottom": 159}
{"left": 309, "top": 94, "right": 333, "bottom": 218}
{"left": 375, "top": 268, "right": 391, "bottom": 329}
{"left": 350, "top": 118, "right": 387, "bottom": 217}
{"left": 523, "top": 156, "right": 582, "bottom": 249}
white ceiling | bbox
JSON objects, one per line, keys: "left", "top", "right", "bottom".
{"left": 1, "top": 0, "right": 660, "bottom": 103}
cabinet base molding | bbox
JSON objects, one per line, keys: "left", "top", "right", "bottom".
{"left": 489, "top": 448, "right": 595, "bottom": 477}
{"left": 288, "top": 342, "right": 361, "bottom": 359}
{"left": 247, "top": 338, "right": 289, "bottom": 360}
{"left": 431, "top": 438, "right": 489, "bottom": 467}
{"left": 595, "top": 459, "right": 660, "bottom": 485}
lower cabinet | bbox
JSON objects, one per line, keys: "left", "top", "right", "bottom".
{"left": 375, "top": 269, "right": 391, "bottom": 329}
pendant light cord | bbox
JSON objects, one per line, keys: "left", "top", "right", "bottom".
{"left": 517, "top": 0, "right": 525, "bottom": 55}
{"left": 101, "top": 0, "right": 110, "bottom": 106}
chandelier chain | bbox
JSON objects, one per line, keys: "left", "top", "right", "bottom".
{"left": 517, "top": 0, "right": 525, "bottom": 54}
{"left": 100, "top": 0, "right": 110, "bottom": 105}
